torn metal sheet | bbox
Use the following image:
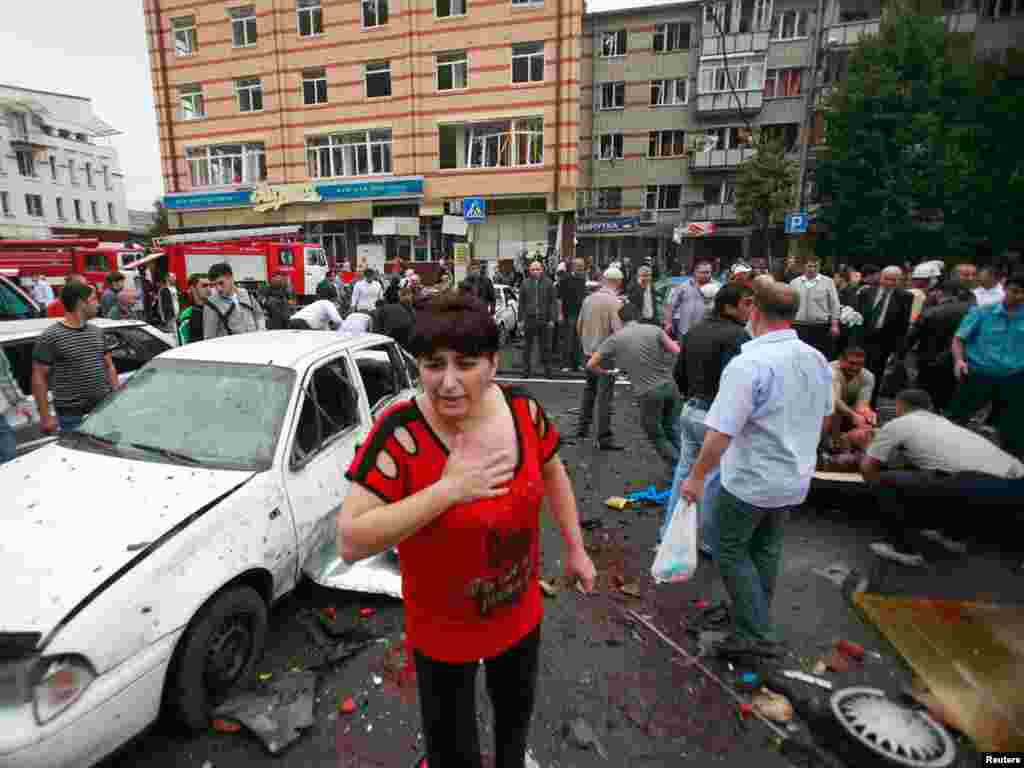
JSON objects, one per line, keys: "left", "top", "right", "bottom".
{"left": 304, "top": 536, "right": 402, "bottom": 599}
{"left": 213, "top": 671, "right": 316, "bottom": 754}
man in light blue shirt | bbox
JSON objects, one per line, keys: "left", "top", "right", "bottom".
{"left": 683, "top": 275, "right": 833, "bottom": 660}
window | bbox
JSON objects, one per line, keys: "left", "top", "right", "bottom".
{"left": 91, "top": 201, "right": 100, "bottom": 222}
{"left": 237, "top": 77, "right": 264, "bottom": 112}
{"left": 297, "top": 0, "right": 323, "bottom": 36}
{"left": 764, "top": 68, "right": 802, "bottom": 98}
{"left": 512, "top": 0, "right": 543, "bottom": 6}
{"left": 644, "top": 184, "right": 681, "bottom": 210}
{"left": 355, "top": 346, "right": 408, "bottom": 414}
{"left": 362, "top": 0, "right": 389, "bottom": 27}
{"left": 650, "top": 78, "right": 687, "bottom": 106}
{"left": 73, "top": 199, "right": 83, "bottom": 222}
{"left": 464, "top": 118, "right": 543, "bottom": 168}
{"left": 600, "top": 30, "right": 628, "bottom": 57}
{"left": 365, "top": 62, "right": 392, "bottom": 98}
{"left": 15, "top": 150, "right": 35, "bottom": 178}
{"left": 55, "top": 197, "right": 64, "bottom": 219}
{"left": 292, "top": 360, "right": 361, "bottom": 464}
{"left": 436, "top": 51, "right": 468, "bottom": 91}
{"left": 25, "top": 194, "right": 43, "bottom": 217}
{"left": 9, "top": 112, "right": 29, "bottom": 140}
{"left": 68, "top": 158, "right": 78, "bottom": 185}
{"left": 648, "top": 129, "right": 686, "bottom": 157}
{"left": 49, "top": 155, "right": 57, "bottom": 181}
{"left": 698, "top": 58, "right": 764, "bottom": 93}
{"left": 512, "top": 42, "right": 544, "bottom": 83}
{"left": 230, "top": 6, "right": 258, "bottom": 47}
{"left": 755, "top": 0, "right": 773, "bottom": 29}
{"left": 596, "top": 187, "right": 622, "bottom": 210}
{"left": 306, "top": 129, "right": 393, "bottom": 177}
{"left": 771, "top": 9, "right": 808, "bottom": 39}
{"left": 436, "top": 0, "right": 466, "bottom": 17}
{"left": 704, "top": 181, "right": 736, "bottom": 204}
{"left": 85, "top": 162, "right": 94, "bottom": 188}
{"left": 598, "top": 133, "right": 623, "bottom": 160}
{"left": 172, "top": 16, "right": 197, "bottom": 56}
{"left": 1, "top": 192, "right": 10, "bottom": 216}
{"left": 103, "top": 165, "right": 111, "bottom": 190}
{"left": 186, "top": 143, "right": 267, "bottom": 187}
{"left": 179, "top": 84, "right": 205, "bottom": 120}
{"left": 761, "top": 123, "right": 799, "bottom": 152}
{"left": 596, "top": 81, "right": 625, "bottom": 110}
{"left": 653, "top": 22, "right": 690, "bottom": 52}
{"left": 303, "top": 68, "right": 328, "bottom": 105}
{"left": 703, "top": 126, "right": 755, "bottom": 151}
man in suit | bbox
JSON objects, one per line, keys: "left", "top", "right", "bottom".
{"left": 626, "top": 265, "right": 661, "bottom": 326}
{"left": 519, "top": 260, "right": 558, "bottom": 378}
{"left": 854, "top": 265, "right": 914, "bottom": 409}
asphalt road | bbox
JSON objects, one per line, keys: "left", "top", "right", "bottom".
{"left": 98, "top": 379, "right": 1021, "bottom": 768}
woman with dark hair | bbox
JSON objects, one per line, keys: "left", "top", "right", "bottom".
{"left": 338, "top": 293, "right": 596, "bottom": 768}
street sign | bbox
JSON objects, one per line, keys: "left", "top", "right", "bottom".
{"left": 784, "top": 212, "right": 808, "bottom": 234}
{"left": 686, "top": 222, "right": 716, "bottom": 237}
{"left": 463, "top": 197, "right": 486, "bottom": 223}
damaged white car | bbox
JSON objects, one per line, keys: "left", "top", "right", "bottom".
{"left": 0, "top": 331, "right": 416, "bottom": 768}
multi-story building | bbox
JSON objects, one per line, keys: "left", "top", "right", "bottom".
{"left": 144, "top": 0, "right": 582, "bottom": 270}
{"left": 0, "top": 85, "right": 131, "bottom": 240}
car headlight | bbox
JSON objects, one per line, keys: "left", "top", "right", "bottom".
{"left": 32, "top": 656, "right": 95, "bottom": 725}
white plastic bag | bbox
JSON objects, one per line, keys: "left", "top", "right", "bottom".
{"left": 651, "top": 499, "right": 698, "bottom": 584}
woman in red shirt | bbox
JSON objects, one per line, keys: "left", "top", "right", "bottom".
{"left": 339, "top": 293, "right": 596, "bottom": 768}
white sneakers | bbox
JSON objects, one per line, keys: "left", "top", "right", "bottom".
{"left": 920, "top": 529, "right": 968, "bottom": 554}
{"left": 870, "top": 542, "right": 925, "bottom": 567}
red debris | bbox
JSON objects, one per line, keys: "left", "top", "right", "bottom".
{"left": 212, "top": 718, "right": 242, "bottom": 733}
{"left": 360, "top": 608, "right": 376, "bottom": 618}
{"left": 836, "top": 639, "right": 865, "bottom": 660}
{"left": 323, "top": 606, "right": 337, "bottom": 621}
{"left": 339, "top": 696, "right": 356, "bottom": 714}
{"left": 694, "top": 599, "right": 709, "bottom": 610}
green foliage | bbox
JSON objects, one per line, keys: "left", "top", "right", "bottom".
{"left": 735, "top": 138, "right": 798, "bottom": 228}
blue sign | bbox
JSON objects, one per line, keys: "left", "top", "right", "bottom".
{"left": 784, "top": 212, "right": 809, "bottom": 234}
{"left": 164, "top": 189, "right": 254, "bottom": 212}
{"left": 318, "top": 177, "right": 424, "bottom": 202}
{"left": 463, "top": 197, "right": 486, "bottom": 223}
{"left": 576, "top": 216, "right": 642, "bottom": 235}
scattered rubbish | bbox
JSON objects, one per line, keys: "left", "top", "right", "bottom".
{"left": 538, "top": 579, "right": 558, "bottom": 598}
{"left": 781, "top": 670, "right": 833, "bottom": 690}
{"left": 736, "top": 672, "right": 760, "bottom": 692}
{"left": 211, "top": 718, "right": 242, "bottom": 734}
{"left": 737, "top": 703, "right": 753, "bottom": 721}
{"left": 360, "top": 607, "right": 376, "bottom": 618}
{"left": 751, "top": 689, "right": 794, "bottom": 724}
{"left": 338, "top": 696, "right": 356, "bottom": 714}
{"left": 604, "top": 497, "right": 631, "bottom": 511}
{"left": 823, "top": 650, "right": 850, "bottom": 674}
{"left": 322, "top": 607, "right": 337, "bottom": 621}
{"left": 813, "top": 562, "right": 852, "bottom": 587}
{"left": 580, "top": 518, "right": 604, "bottom": 530}
{"left": 258, "top": 672, "right": 273, "bottom": 682}
{"left": 619, "top": 583, "right": 642, "bottom": 599}
{"left": 563, "top": 718, "right": 607, "bottom": 759}
{"left": 372, "top": 675, "right": 383, "bottom": 687}
{"left": 812, "top": 660, "right": 828, "bottom": 676}
{"left": 212, "top": 671, "right": 316, "bottom": 754}
{"left": 693, "top": 599, "right": 709, "bottom": 610}
{"left": 836, "top": 639, "right": 865, "bottom": 660}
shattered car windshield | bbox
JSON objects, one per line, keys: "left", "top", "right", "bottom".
{"left": 74, "top": 360, "right": 295, "bottom": 470}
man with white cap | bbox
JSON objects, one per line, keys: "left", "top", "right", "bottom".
{"left": 574, "top": 266, "right": 626, "bottom": 450}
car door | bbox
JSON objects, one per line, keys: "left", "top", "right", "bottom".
{"left": 104, "top": 326, "right": 172, "bottom": 383}
{"left": 350, "top": 340, "right": 417, "bottom": 420}
{"left": 283, "top": 353, "right": 367, "bottom": 579}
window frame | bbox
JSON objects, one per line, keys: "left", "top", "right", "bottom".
{"left": 763, "top": 67, "right": 802, "bottom": 98}
{"left": 55, "top": 197, "right": 65, "bottom": 220}
{"left": 653, "top": 21, "right": 691, "bottom": 52}
{"left": 302, "top": 68, "right": 329, "bottom": 105}
{"left": 698, "top": 57, "right": 765, "bottom": 94}
{"left": 172, "top": 15, "right": 197, "bottom": 57}
{"left": 107, "top": 202, "right": 116, "bottom": 223}
{"left": 15, "top": 150, "right": 35, "bottom": 178}
{"left": 650, "top": 78, "right": 688, "bottom": 107}
{"left": 85, "top": 162, "right": 94, "bottom": 189}
{"left": 595, "top": 187, "right": 622, "bottom": 211}
{"left": 297, "top": 0, "right": 324, "bottom": 37}
{"left": 598, "top": 132, "right": 624, "bottom": 160}
{"left": 644, "top": 184, "right": 682, "bottom": 211}
{"left": 73, "top": 199, "right": 83, "bottom": 222}
{"left": 25, "top": 194, "right": 44, "bottom": 218}
{"left": 647, "top": 129, "right": 686, "bottom": 158}
{"left": 290, "top": 356, "right": 364, "bottom": 470}
{"left": 352, "top": 344, "right": 405, "bottom": 416}
{"left": 462, "top": 117, "right": 544, "bottom": 169}
{"left": 511, "top": 42, "right": 545, "bottom": 84}
{"left": 0, "top": 192, "right": 8, "bottom": 217}
{"left": 306, "top": 129, "right": 394, "bottom": 179}
{"left": 365, "top": 61, "right": 393, "bottom": 99}
{"left": 236, "top": 77, "right": 265, "bottom": 112}
{"left": 600, "top": 29, "right": 628, "bottom": 58}
{"left": 49, "top": 155, "right": 57, "bottom": 181}
{"left": 362, "top": 0, "right": 390, "bottom": 29}
{"left": 90, "top": 200, "right": 100, "bottom": 223}
{"left": 436, "top": 50, "right": 469, "bottom": 92}
{"left": 229, "top": 5, "right": 259, "bottom": 48}
{"left": 596, "top": 81, "right": 626, "bottom": 110}
{"left": 179, "top": 84, "right": 206, "bottom": 121}
{"left": 771, "top": 9, "right": 808, "bottom": 40}
{"left": 436, "top": 0, "right": 467, "bottom": 18}
{"left": 185, "top": 142, "right": 268, "bottom": 188}
{"left": 68, "top": 158, "right": 78, "bottom": 186}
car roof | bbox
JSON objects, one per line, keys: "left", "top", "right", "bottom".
{"left": 0, "top": 318, "right": 150, "bottom": 344}
{"left": 159, "top": 330, "right": 397, "bottom": 368}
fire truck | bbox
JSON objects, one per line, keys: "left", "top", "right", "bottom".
{"left": 0, "top": 238, "right": 146, "bottom": 295}
{"left": 153, "top": 226, "right": 330, "bottom": 300}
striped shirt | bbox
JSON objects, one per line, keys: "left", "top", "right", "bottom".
{"left": 32, "top": 322, "right": 112, "bottom": 416}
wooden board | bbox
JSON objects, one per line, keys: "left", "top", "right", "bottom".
{"left": 854, "top": 594, "right": 1024, "bottom": 752}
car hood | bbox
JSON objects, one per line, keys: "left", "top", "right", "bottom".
{"left": 0, "top": 443, "right": 253, "bottom": 639}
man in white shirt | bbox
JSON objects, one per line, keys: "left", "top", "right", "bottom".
{"left": 30, "top": 274, "right": 54, "bottom": 306}
{"left": 341, "top": 311, "right": 374, "bottom": 334}
{"left": 351, "top": 268, "right": 384, "bottom": 313}
{"left": 973, "top": 267, "right": 1005, "bottom": 307}
{"left": 288, "top": 299, "right": 344, "bottom": 330}
{"left": 790, "top": 258, "right": 841, "bottom": 359}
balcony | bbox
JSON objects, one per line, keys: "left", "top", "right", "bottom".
{"left": 691, "top": 203, "right": 737, "bottom": 221}
{"left": 690, "top": 147, "right": 757, "bottom": 171}
{"left": 696, "top": 90, "right": 764, "bottom": 116}
{"left": 944, "top": 11, "right": 977, "bottom": 33}
{"left": 701, "top": 31, "right": 770, "bottom": 58}
{"left": 825, "top": 18, "right": 880, "bottom": 46}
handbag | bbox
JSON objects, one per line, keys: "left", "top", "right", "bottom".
{"left": 651, "top": 499, "right": 699, "bottom": 584}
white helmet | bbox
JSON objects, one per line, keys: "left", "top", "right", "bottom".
{"left": 911, "top": 262, "right": 942, "bottom": 280}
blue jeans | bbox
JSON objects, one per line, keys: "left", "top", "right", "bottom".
{"left": 58, "top": 414, "right": 84, "bottom": 433}
{"left": 0, "top": 417, "right": 15, "bottom": 465}
{"left": 662, "top": 401, "right": 718, "bottom": 556}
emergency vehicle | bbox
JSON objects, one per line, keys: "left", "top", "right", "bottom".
{"left": 152, "top": 226, "right": 330, "bottom": 300}
{"left": 0, "top": 238, "right": 146, "bottom": 294}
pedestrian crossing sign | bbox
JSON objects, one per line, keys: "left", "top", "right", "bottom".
{"left": 463, "top": 197, "right": 487, "bottom": 223}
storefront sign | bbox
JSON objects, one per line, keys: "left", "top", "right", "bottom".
{"left": 251, "top": 182, "right": 322, "bottom": 213}
{"left": 318, "top": 177, "right": 424, "bottom": 202}
{"left": 453, "top": 243, "right": 469, "bottom": 264}
{"left": 164, "top": 189, "right": 254, "bottom": 212}
{"left": 163, "top": 177, "right": 425, "bottom": 213}
{"left": 577, "top": 217, "right": 642, "bottom": 235}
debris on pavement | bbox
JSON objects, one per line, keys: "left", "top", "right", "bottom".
{"left": 212, "top": 671, "right": 316, "bottom": 754}
{"left": 812, "top": 562, "right": 852, "bottom": 587}
{"left": 360, "top": 607, "right": 376, "bottom": 618}
{"left": 538, "top": 579, "right": 558, "bottom": 597}
{"left": 751, "top": 689, "right": 794, "bottom": 724}
{"left": 563, "top": 718, "right": 607, "bottom": 759}
{"left": 624, "top": 485, "right": 671, "bottom": 507}
{"left": 781, "top": 670, "right": 833, "bottom": 690}
{"left": 604, "top": 496, "right": 631, "bottom": 511}
{"left": 835, "top": 639, "right": 865, "bottom": 660}
{"left": 823, "top": 649, "right": 850, "bottom": 673}
{"left": 338, "top": 696, "right": 356, "bottom": 715}
{"left": 211, "top": 718, "right": 242, "bottom": 734}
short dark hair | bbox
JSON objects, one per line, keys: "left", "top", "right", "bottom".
{"left": 714, "top": 283, "right": 753, "bottom": 316}
{"left": 408, "top": 293, "right": 500, "bottom": 359}
{"left": 861, "top": 263, "right": 881, "bottom": 276}
{"left": 208, "top": 263, "right": 233, "bottom": 281}
{"left": 694, "top": 260, "right": 713, "bottom": 271}
{"left": 61, "top": 281, "right": 95, "bottom": 313}
{"left": 106, "top": 271, "right": 125, "bottom": 285}
{"left": 618, "top": 302, "right": 639, "bottom": 323}
{"left": 187, "top": 273, "right": 208, "bottom": 288}
{"left": 1006, "top": 270, "right": 1024, "bottom": 290}
{"left": 842, "top": 346, "right": 867, "bottom": 359}
{"left": 896, "top": 388, "right": 934, "bottom": 413}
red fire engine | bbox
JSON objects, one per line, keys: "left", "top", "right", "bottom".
{"left": 0, "top": 238, "right": 146, "bottom": 296}
{"left": 152, "top": 226, "right": 330, "bottom": 299}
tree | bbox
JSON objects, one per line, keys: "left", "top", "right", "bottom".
{"left": 735, "top": 138, "right": 798, "bottom": 271}
{"left": 145, "top": 200, "right": 170, "bottom": 247}
{"left": 815, "top": 6, "right": 1024, "bottom": 266}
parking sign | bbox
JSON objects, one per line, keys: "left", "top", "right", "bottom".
{"left": 785, "top": 213, "right": 808, "bottom": 234}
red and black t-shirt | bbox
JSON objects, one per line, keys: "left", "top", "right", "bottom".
{"left": 345, "top": 386, "right": 561, "bottom": 663}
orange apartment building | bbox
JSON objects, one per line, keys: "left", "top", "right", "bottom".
{"left": 144, "top": 0, "right": 581, "bottom": 269}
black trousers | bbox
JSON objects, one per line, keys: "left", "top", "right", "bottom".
{"left": 288, "top": 317, "right": 312, "bottom": 330}
{"left": 916, "top": 360, "right": 958, "bottom": 414}
{"left": 862, "top": 339, "right": 897, "bottom": 410}
{"left": 794, "top": 322, "right": 834, "bottom": 361}
{"left": 561, "top": 313, "right": 581, "bottom": 370}
{"left": 414, "top": 626, "right": 541, "bottom": 768}
{"left": 522, "top": 320, "right": 552, "bottom": 376}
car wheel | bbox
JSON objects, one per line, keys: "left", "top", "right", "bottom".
{"left": 170, "top": 585, "right": 268, "bottom": 730}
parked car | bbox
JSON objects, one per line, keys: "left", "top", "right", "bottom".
{"left": 494, "top": 284, "right": 519, "bottom": 345}
{"left": 0, "top": 331, "right": 418, "bottom": 768}
{"left": 0, "top": 274, "right": 41, "bottom": 321}
{"left": 0, "top": 318, "right": 175, "bottom": 458}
